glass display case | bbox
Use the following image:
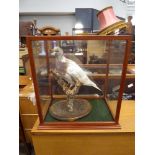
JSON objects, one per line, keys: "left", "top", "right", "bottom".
{"left": 26, "top": 35, "right": 132, "bottom": 129}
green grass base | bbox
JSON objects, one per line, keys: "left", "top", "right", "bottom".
{"left": 44, "top": 99, "right": 114, "bottom": 122}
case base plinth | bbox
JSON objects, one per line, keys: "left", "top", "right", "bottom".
{"left": 49, "top": 99, "right": 92, "bottom": 121}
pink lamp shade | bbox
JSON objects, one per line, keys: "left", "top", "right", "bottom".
{"left": 97, "top": 6, "right": 127, "bottom": 35}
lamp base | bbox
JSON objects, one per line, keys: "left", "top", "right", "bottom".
{"left": 49, "top": 99, "right": 92, "bottom": 121}
{"left": 97, "top": 21, "right": 127, "bottom": 35}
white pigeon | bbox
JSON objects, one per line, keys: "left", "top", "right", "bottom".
{"left": 52, "top": 46, "right": 102, "bottom": 91}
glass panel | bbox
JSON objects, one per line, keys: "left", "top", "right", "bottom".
{"left": 32, "top": 40, "right": 51, "bottom": 118}
{"left": 106, "top": 40, "right": 126, "bottom": 119}
{"left": 42, "top": 39, "right": 114, "bottom": 122}
{"left": 30, "top": 37, "right": 127, "bottom": 123}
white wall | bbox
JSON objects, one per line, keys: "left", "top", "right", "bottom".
{"left": 20, "top": 0, "right": 128, "bottom": 17}
{"left": 20, "top": 0, "right": 112, "bottom": 13}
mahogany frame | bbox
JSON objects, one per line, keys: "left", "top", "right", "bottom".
{"left": 26, "top": 35, "right": 132, "bottom": 130}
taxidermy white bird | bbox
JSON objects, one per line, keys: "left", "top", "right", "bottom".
{"left": 52, "top": 46, "right": 102, "bottom": 91}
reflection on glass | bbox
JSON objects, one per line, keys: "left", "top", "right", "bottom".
{"left": 106, "top": 40, "right": 125, "bottom": 118}
{"left": 31, "top": 38, "right": 127, "bottom": 122}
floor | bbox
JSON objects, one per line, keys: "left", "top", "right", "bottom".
{"left": 19, "top": 143, "right": 35, "bottom": 155}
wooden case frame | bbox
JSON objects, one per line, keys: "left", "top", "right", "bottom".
{"left": 26, "top": 35, "right": 132, "bottom": 130}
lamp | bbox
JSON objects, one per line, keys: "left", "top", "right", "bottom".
{"left": 97, "top": 6, "right": 127, "bottom": 35}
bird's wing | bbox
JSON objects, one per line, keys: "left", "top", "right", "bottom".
{"left": 66, "top": 58, "right": 101, "bottom": 91}
{"left": 66, "top": 59, "right": 91, "bottom": 83}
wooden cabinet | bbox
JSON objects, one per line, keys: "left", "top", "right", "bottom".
{"left": 31, "top": 100, "right": 135, "bottom": 155}
{"left": 19, "top": 76, "right": 38, "bottom": 143}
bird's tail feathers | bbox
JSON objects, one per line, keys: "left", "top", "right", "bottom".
{"left": 84, "top": 81, "right": 102, "bottom": 92}
{"left": 92, "top": 83, "right": 102, "bottom": 92}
